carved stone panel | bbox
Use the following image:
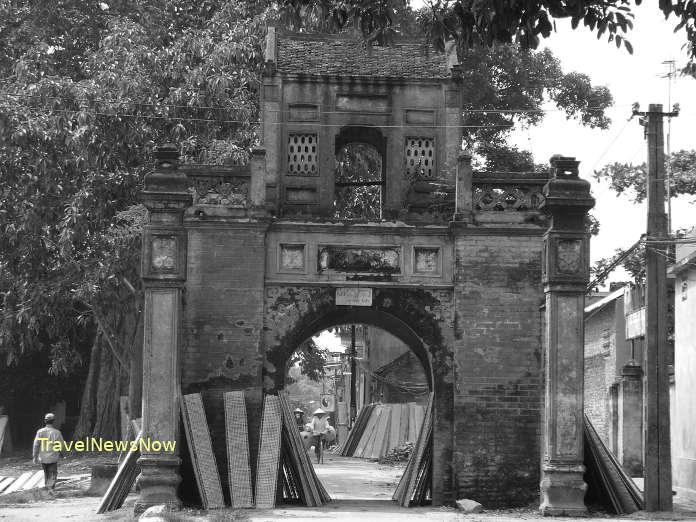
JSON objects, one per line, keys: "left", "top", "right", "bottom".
{"left": 279, "top": 244, "right": 305, "bottom": 272}
{"left": 190, "top": 176, "right": 249, "bottom": 206}
{"left": 151, "top": 236, "right": 177, "bottom": 272}
{"left": 317, "top": 246, "right": 400, "bottom": 273}
{"left": 556, "top": 240, "right": 582, "bottom": 275}
{"left": 414, "top": 247, "right": 440, "bottom": 274}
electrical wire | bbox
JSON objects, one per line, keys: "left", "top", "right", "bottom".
{"left": 586, "top": 235, "right": 645, "bottom": 292}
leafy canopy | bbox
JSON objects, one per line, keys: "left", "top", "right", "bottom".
{"left": 278, "top": 0, "right": 696, "bottom": 72}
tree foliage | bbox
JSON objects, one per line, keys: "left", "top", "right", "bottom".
{"left": 288, "top": 339, "right": 329, "bottom": 382}
{"left": 279, "top": 0, "right": 696, "bottom": 72}
{"left": 593, "top": 149, "right": 696, "bottom": 202}
{"left": 0, "top": 1, "right": 276, "bottom": 435}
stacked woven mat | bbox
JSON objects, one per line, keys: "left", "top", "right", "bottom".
{"left": 180, "top": 390, "right": 329, "bottom": 510}
{"left": 584, "top": 414, "right": 643, "bottom": 514}
{"left": 336, "top": 402, "right": 426, "bottom": 460}
{"left": 392, "top": 394, "right": 433, "bottom": 507}
{"left": 96, "top": 419, "right": 142, "bottom": 513}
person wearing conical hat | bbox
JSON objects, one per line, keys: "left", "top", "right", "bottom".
{"left": 32, "top": 413, "right": 65, "bottom": 489}
{"left": 293, "top": 408, "right": 305, "bottom": 431}
{"left": 310, "top": 408, "right": 329, "bottom": 464}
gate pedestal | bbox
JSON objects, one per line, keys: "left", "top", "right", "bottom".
{"left": 540, "top": 156, "right": 594, "bottom": 516}
{"left": 135, "top": 145, "right": 191, "bottom": 513}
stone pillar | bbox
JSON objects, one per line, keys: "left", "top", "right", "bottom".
{"left": 453, "top": 150, "right": 472, "bottom": 222}
{"left": 135, "top": 144, "right": 191, "bottom": 513}
{"left": 618, "top": 363, "right": 644, "bottom": 476}
{"left": 540, "top": 156, "right": 595, "bottom": 516}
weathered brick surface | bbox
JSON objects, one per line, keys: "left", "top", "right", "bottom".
{"left": 182, "top": 225, "right": 268, "bottom": 495}
{"left": 182, "top": 225, "right": 267, "bottom": 389}
{"left": 453, "top": 233, "right": 544, "bottom": 507}
{"left": 583, "top": 303, "right": 617, "bottom": 446}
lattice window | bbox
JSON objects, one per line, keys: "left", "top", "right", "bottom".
{"left": 287, "top": 133, "right": 318, "bottom": 175}
{"left": 405, "top": 137, "right": 435, "bottom": 178}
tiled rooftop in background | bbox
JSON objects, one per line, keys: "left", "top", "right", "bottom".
{"left": 275, "top": 33, "right": 450, "bottom": 79}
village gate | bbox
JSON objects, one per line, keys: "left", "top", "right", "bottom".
{"left": 133, "top": 30, "right": 595, "bottom": 516}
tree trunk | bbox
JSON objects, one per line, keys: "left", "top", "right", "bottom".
{"left": 128, "top": 310, "right": 143, "bottom": 419}
{"left": 73, "top": 331, "right": 121, "bottom": 440}
{"left": 73, "top": 333, "right": 102, "bottom": 440}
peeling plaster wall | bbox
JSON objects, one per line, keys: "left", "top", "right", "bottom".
{"left": 453, "top": 232, "right": 544, "bottom": 507}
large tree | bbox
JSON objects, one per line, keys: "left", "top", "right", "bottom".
{"left": 0, "top": 0, "right": 269, "bottom": 437}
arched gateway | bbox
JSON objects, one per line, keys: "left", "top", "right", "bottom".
{"left": 135, "top": 29, "right": 595, "bottom": 516}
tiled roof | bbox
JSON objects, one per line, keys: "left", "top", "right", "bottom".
{"left": 274, "top": 33, "right": 450, "bottom": 79}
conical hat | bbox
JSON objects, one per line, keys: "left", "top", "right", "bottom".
{"left": 313, "top": 408, "right": 326, "bottom": 415}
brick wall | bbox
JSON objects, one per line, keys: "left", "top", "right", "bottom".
{"left": 183, "top": 224, "right": 267, "bottom": 389}
{"left": 453, "top": 232, "right": 544, "bottom": 507}
{"left": 583, "top": 303, "right": 617, "bottom": 445}
{"left": 182, "top": 224, "right": 268, "bottom": 497}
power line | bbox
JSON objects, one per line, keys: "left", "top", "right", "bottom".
{"left": 586, "top": 235, "right": 645, "bottom": 292}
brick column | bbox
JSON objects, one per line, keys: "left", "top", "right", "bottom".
{"left": 453, "top": 150, "right": 472, "bottom": 223}
{"left": 135, "top": 144, "right": 191, "bottom": 513}
{"left": 540, "top": 156, "right": 595, "bottom": 516}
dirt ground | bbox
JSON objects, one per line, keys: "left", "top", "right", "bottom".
{"left": 1, "top": 453, "right": 696, "bottom": 521}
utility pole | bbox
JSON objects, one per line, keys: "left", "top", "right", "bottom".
{"left": 661, "top": 60, "right": 676, "bottom": 233}
{"left": 349, "top": 324, "right": 357, "bottom": 424}
{"left": 633, "top": 103, "right": 678, "bottom": 511}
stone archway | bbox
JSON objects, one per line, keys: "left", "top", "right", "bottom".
{"left": 262, "top": 285, "right": 455, "bottom": 505}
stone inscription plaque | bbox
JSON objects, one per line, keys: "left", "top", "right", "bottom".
{"left": 336, "top": 287, "right": 373, "bottom": 306}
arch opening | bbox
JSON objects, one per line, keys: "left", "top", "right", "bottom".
{"left": 279, "top": 314, "right": 431, "bottom": 504}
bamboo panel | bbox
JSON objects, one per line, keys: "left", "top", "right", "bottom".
{"left": 255, "top": 395, "right": 282, "bottom": 509}
{"left": 399, "top": 404, "right": 409, "bottom": 445}
{"left": 407, "top": 402, "right": 418, "bottom": 442}
{"left": 356, "top": 406, "right": 382, "bottom": 458}
{"left": 388, "top": 405, "right": 401, "bottom": 453}
{"left": 371, "top": 410, "right": 391, "bottom": 460}
{"left": 3, "top": 472, "right": 32, "bottom": 494}
{"left": 181, "top": 393, "right": 224, "bottom": 510}
{"left": 21, "top": 470, "right": 45, "bottom": 490}
{"left": 224, "top": 391, "right": 254, "bottom": 508}
{"left": 96, "top": 430, "right": 142, "bottom": 513}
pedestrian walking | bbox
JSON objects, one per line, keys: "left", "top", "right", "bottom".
{"left": 32, "top": 413, "right": 65, "bottom": 489}
{"left": 310, "top": 408, "right": 328, "bottom": 464}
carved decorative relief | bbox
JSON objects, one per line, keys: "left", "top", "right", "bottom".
{"left": 151, "top": 237, "right": 177, "bottom": 271}
{"left": 473, "top": 185, "right": 545, "bottom": 211}
{"left": 190, "top": 176, "right": 249, "bottom": 206}
{"left": 556, "top": 240, "right": 582, "bottom": 275}
{"left": 317, "top": 246, "right": 400, "bottom": 273}
{"left": 279, "top": 244, "right": 305, "bottom": 272}
{"left": 414, "top": 247, "right": 440, "bottom": 274}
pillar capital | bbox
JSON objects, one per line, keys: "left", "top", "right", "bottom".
{"left": 541, "top": 156, "right": 595, "bottom": 290}
{"left": 139, "top": 144, "right": 192, "bottom": 225}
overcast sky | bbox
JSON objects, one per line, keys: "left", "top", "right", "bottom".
{"left": 414, "top": 1, "right": 696, "bottom": 284}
